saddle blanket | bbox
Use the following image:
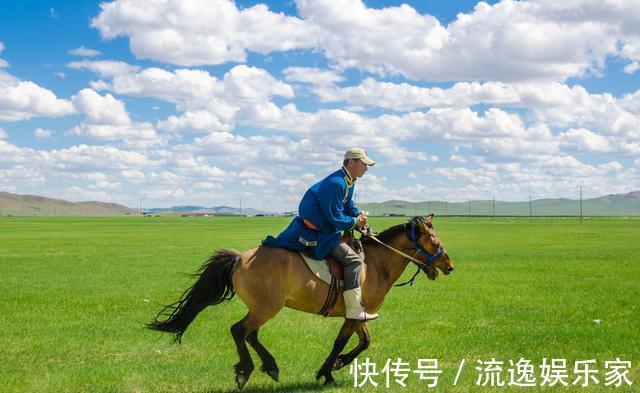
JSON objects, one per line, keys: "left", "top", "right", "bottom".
{"left": 299, "top": 252, "right": 333, "bottom": 285}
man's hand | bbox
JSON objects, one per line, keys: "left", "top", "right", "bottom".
{"left": 357, "top": 212, "right": 368, "bottom": 229}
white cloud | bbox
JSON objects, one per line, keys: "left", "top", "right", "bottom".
{"left": 158, "top": 110, "right": 232, "bottom": 132}
{"left": 558, "top": 128, "right": 611, "bottom": 152}
{"left": 68, "top": 60, "right": 140, "bottom": 78}
{"left": 44, "top": 144, "right": 153, "bottom": 171}
{"left": 69, "top": 46, "right": 102, "bottom": 57}
{"left": 60, "top": 187, "right": 112, "bottom": 202}
{"left": 0, "top": 71, "right": 74, "bottom": 121}
{"left": 71, "top": 88, "right": 131, "bottom": 126}
{"left": 0, "top": 165, "right": 46, "bottom": 189}
{"left": 598, "top": 161, "right": 623, "bottom": 173}
{"left": 0, "top": 42, "right": 8, "bottom": 68}
{"left": 296, "top": 0, "right": 638, "bottom": 82}
{"left": 106, "top": 67, "right": 222, "bottom": 107}
{"left": 68, "top": 123, "right": 158, "bottom": 142}
{"left": 34, "top": 128, "right": 53, "bottom": 138}
{"left": 86, "top": 0, "right": 640, "bottom": 83}
{"left": 91, "top": 0, "right": 320, "bottom": 66}
{"left": 79, "top": 64, "right": 294, "bottom": 132}
{"left": 224, "top": 65, "right": 294, "bottom": 102}
{"left": 283, "top": 67, "right": 344, "bottom": 86}
{"left": 194, "top": 181, "right": 219, "bottom": 190}
{"left": 119, "top": 169, "right": 145, "bottom": 182}
{"left": 141, "top": 188, "right": 185, "bottom": 201}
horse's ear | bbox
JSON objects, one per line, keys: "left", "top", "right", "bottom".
{"left": 417, "top": 217, "right": 429, "bottom": 232}
{"left": 425, "top": 214, "right": 434, "bottom": 224}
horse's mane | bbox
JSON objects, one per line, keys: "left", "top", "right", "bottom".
{"left": 362, "top": 216, "right": 427, "bottom": 244}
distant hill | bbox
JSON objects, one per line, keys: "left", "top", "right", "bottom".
{"left": 0, "top": 192, "right": 137, "bottom": 216}
{"left": 144, "top": 205, "right": 274, "bottom": 216}
{"left": 360, "top": 191, "right": 640, "bottom": 217}
{"left": 2, "top": 190, "right": 639, "bottom": 217}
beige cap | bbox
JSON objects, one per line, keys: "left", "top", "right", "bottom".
{"left": 344, "top": 147, "right": 375, "bottom": 166}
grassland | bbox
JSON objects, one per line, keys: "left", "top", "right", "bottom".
{"left": 0, "top": 216, "right": 639, "bottom": 392}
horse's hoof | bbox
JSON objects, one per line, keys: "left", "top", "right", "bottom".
{"left": 261, "top": 365, "right": 279, "bottom": 382}
{"left": 236, "top": 374, "right": 248, "bottom": 390}
{"left": 324, "top": 377, "right": 337, "bottom": 386}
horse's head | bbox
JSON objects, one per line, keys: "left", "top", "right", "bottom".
{"left": 407, "top": 215, "right": 454, "bottom": 280}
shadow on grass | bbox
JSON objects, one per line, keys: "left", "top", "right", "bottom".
{"left": 202, "top": 380, "right": 341, "bottom": 393}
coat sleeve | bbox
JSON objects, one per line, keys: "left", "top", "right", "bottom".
{"left": 317, "top": 179, "right": 357, "bottom": 231}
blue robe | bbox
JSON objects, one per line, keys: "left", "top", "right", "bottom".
{"left": 263, "top": 167, "right": 359, "bottom": 259}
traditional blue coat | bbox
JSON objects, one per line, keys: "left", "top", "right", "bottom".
{"left": 263, "top": 167, "right": 359, "bottom": 259}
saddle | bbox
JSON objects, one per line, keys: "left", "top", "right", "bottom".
{"left": 299, "top": 231, "right": 364, "bottom": 317}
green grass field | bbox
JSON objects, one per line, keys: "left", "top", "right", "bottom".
{"left": 1, "top": 216, "right": 639, "bottom": 392}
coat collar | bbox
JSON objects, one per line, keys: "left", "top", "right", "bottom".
{"left": 341, "top": 166, "right": 355, "bottom": 187}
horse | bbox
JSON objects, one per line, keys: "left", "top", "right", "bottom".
{"left": 148, "top": 214, "right": 454, "bottom": 389}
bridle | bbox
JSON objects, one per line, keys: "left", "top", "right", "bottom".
{"left": 361, "top": 221, "right": 447, "bottom": 286}
{"left": 409, "top": 223, "right": 446, "bottom": 270}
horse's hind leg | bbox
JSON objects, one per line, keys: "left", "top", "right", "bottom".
{"left": 231, "top": 309, "right": 281, "bottom": 390}
{"left": 246, "top": 328, "right": 279, "bottom": 382}
{"left": 230, "top": 316, "right": 255, "bottom": 390}
{"left": 316, "top": 320, "right": 361, "bottom": 385}
{"left": 333, "top": 322, "right": 371, "bottom": 371}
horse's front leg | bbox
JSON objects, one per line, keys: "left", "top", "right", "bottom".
{"left": 332, "top": 322, "right": 370, "bottom": 371}
{"left": 316, "top": 320, "right": 362, "bottom": 385}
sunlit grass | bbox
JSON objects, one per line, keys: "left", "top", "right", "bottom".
{"left": 1, "top": 216, "right": 638, "bottom": 392}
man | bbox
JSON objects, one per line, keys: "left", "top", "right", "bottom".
{"left": 262, "top": 147, "right": 379, "bottom": 321}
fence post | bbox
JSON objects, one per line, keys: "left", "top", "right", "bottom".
{"left": 580, "top": 187, "right": 583, "bottom": 223}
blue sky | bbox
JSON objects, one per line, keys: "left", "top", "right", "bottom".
{"left": 1, "top": 0, "right": 639, "bottom": 210}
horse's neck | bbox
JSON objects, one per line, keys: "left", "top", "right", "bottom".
{"left": 362, "top": 236, "right": 412, "bottom": 291}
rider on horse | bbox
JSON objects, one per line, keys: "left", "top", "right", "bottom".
{"left": 262, "top": 147, "right": 379, "bottom": 321}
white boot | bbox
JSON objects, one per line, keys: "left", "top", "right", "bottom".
{"left": 343, "top": 288, "right": 379, "bottom": 321}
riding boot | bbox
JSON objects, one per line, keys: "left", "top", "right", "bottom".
{"left": 343, "top": 287, "right": 379, "bottom": 321}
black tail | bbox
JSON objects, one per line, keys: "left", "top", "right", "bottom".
{"left": 147, "top": 249, "right": 240, "bottom": 343}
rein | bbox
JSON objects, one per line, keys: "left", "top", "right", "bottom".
{"left": 363, "top": 223, "right": 446, "bottom": 287}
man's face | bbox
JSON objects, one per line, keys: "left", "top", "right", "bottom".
{"left": 350, "top": 159, "right": 368, "bottom": 178}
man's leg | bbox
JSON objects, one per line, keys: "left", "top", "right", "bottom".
{"left": 330, "top": 243, "right": 379, "bottom": 321}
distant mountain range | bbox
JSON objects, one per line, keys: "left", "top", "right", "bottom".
{"left": 0, "top": 192, "right": 137, "bottom": 216}
{"left": 1, "top": 191, "right": 639, "bottom": 216}
{"left": 143, "top": 205, "right": 276, "bottom": 216}
{"left": 360, "top": 191, "right": 640, "bottom": 216}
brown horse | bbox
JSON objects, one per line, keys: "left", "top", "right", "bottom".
{"left": 148, "top": 215, "right": 454, "bottom": 389}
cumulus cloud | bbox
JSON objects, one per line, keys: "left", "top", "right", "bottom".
{"left": 158, "top": 110, "right": 232, "bottom": 132}
{"left": 0, "top": 71, "right": 74, "bottom": 121}
{"left": 558, "top": 128, "right": 611, "bottom": 152}
{"left": 86, "top": 0, "right": 640, "bottom": 83}
{"left": 91, "top": 0, "right": 320, "bottom": 66}
{"left": 75, "top": 63, "right": 295, "bottom": 132}
{"left": 0, "top": 127, "right": 7, "bottom": 139}
{"left": 44, "top": 144, "right": 153, "bottom": 171}
{"left": 34, "top": 128, "right": 53, "bottom": 138}
{"left": 68, "top": 123, "right": 158, "bottom": 142}
{"left": 68, "top": 46, "right": 102, "bottom": 57}
{"left": 71, "top": 88, "right": 131, "bottom": 126}
{"left": 0, "top": 42, "right": 8, "bottom": 68}
{"left": 68, "top": 60, "right": 140, "bottom": 78}
{"left": 296, "top": 0, "right": 640, "bottom": 82}
{"left": 283, "top": 67, "right": 344, "bottom": 87}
